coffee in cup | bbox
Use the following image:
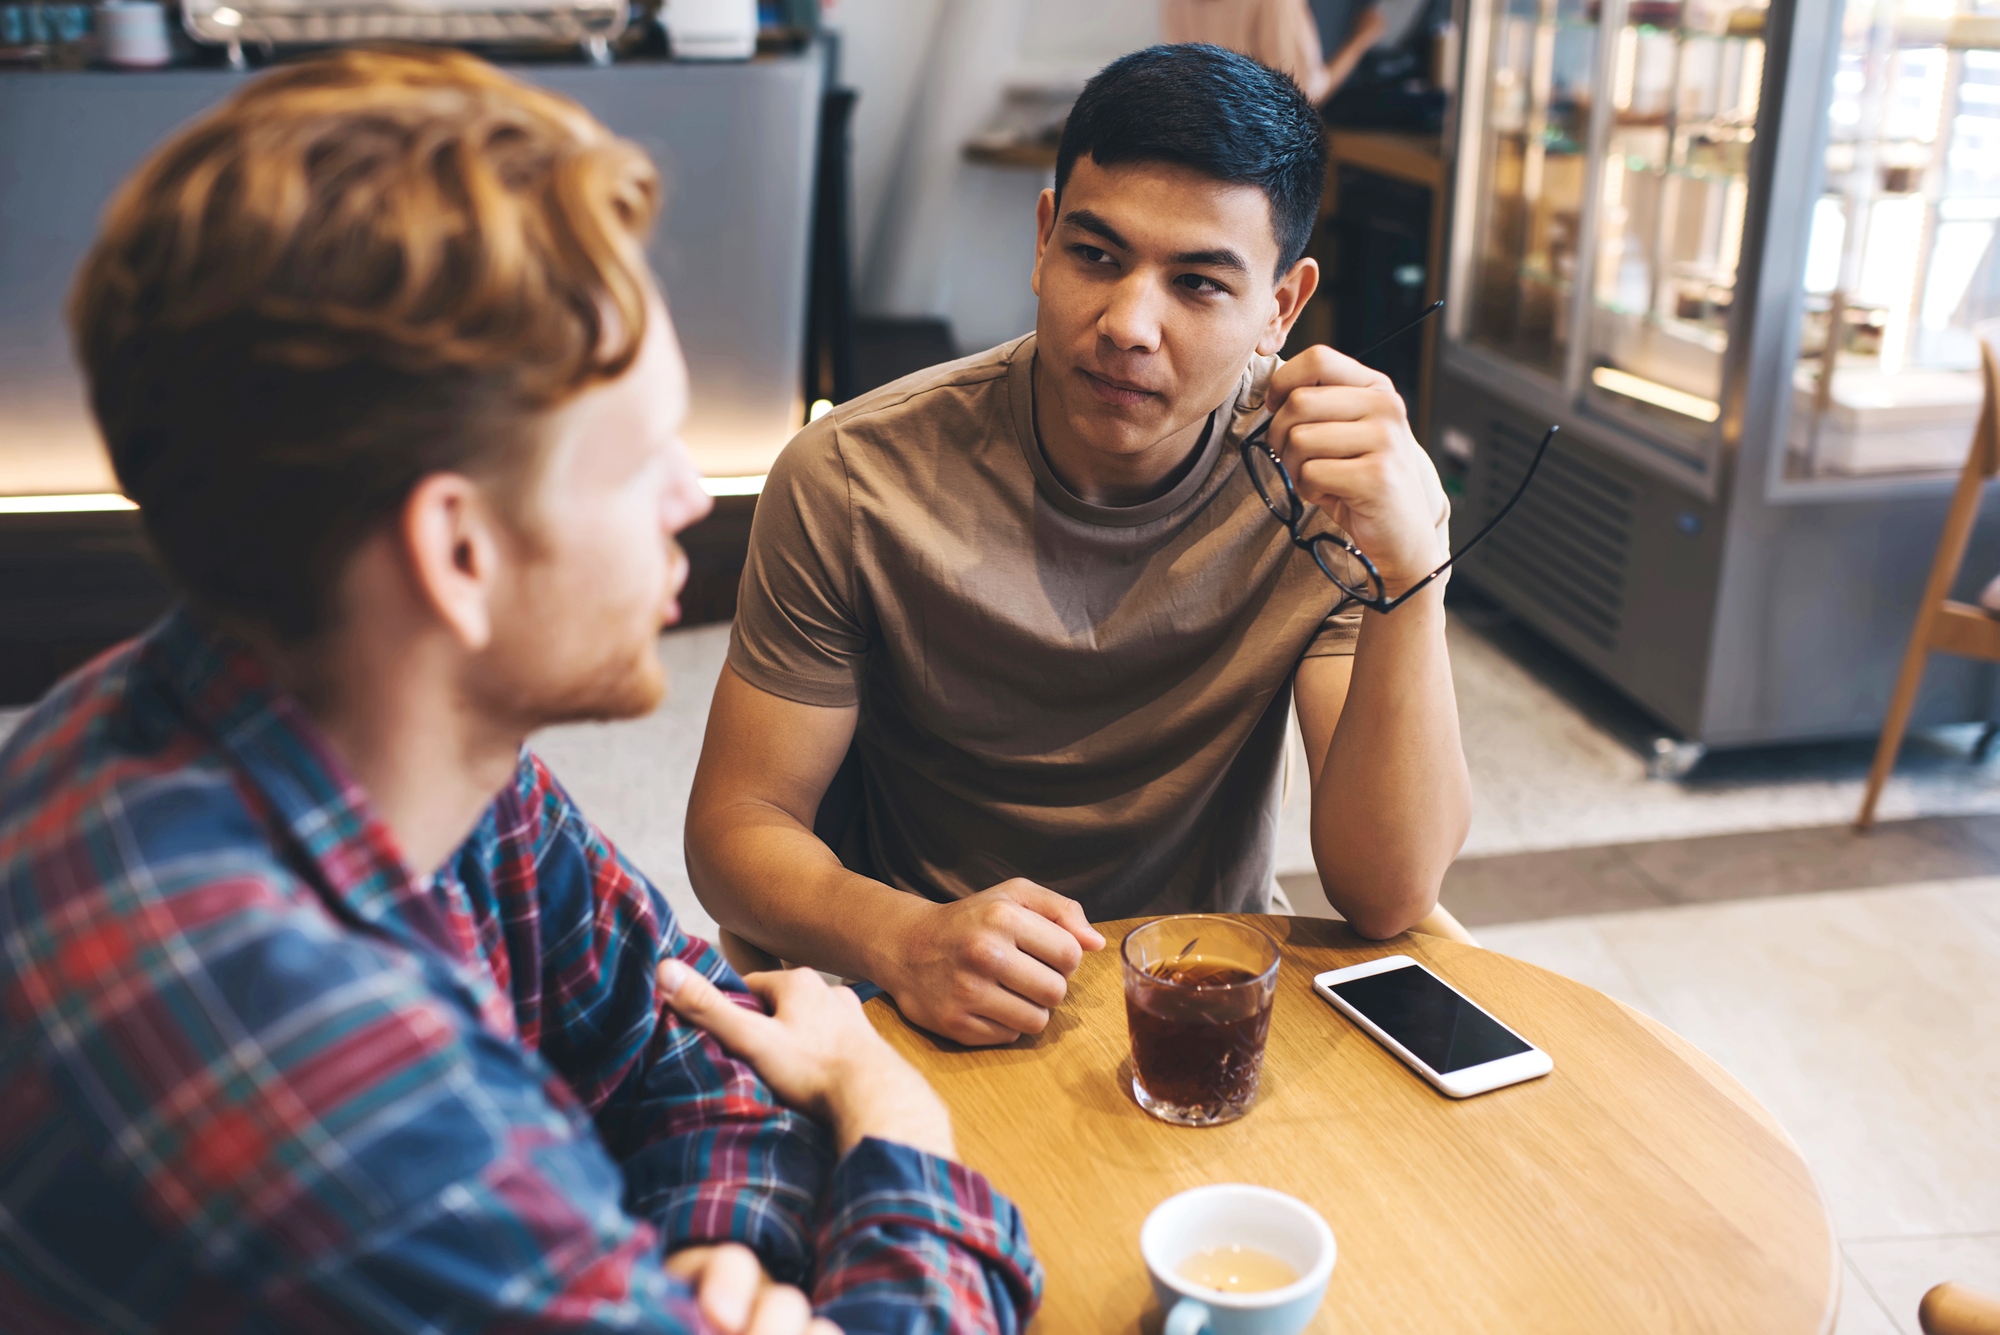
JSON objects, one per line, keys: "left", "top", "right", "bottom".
{"left": 1141, "top": 1184, "right": 1335, "bottom": 1335}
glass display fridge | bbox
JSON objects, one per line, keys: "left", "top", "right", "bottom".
{"left": 1435, "top": 0, "right": 2000, "bottom": 750}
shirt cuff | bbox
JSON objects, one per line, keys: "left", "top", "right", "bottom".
{"left": 819, "top": 1137, "right": 1043, "bottom": 1320}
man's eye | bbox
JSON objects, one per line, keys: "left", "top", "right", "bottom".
{"left": 1074, "top": 245, "right": 1115, "bottom": 265}
{"left": 1177, "top": 273, "right": 1224, "bottom": 294}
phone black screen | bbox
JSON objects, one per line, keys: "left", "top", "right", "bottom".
{"left": 1330, "top": 964, "right": 1532, "bottom": 1073}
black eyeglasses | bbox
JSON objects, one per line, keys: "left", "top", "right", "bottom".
{"left": 1242, "top": 300, "right": 1557, "bottom": 613}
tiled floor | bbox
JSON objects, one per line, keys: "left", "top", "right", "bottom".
{"left": 6, "top": 608, "right": 2000, "bottom": 1331}
{"left": 1480, "top": 882, "right": 2000, "bottom": 1335}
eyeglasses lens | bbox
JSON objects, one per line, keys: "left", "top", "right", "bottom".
{"left": 1306, "top": 534, "right": 1384, "bottom": 603}
{"left": 1245, "top": 445, "right": 1297, "bottom": 526}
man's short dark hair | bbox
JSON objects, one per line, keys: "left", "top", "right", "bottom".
{"left": 1055, "top": 43, "right": 1326, "bottom": 276}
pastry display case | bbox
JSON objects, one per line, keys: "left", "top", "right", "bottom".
{"left": 1786, "top": 4, "right": 2000, "bottom": 477}
{"left": 1436, "top": 0, "right": 2000, "bottom": 749}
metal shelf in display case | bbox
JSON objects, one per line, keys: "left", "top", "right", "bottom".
{"left": 1448, "top": 0, "right": 1772, "bottom": 488}
{"left": 1433, "top": 0, "right": 2000, "bottom": 747}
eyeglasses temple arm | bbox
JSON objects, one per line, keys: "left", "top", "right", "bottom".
{"left": 1377, "top": 424, "right": 1559, "bottom": 614}
{"left": 1355, "top": 299, "right": 1445, "bottom": 362}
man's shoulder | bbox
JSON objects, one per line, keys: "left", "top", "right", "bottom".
{"left": 780, "top": 336, "right": 1028, "bottom": 473}
{"left": 835, "top": 336, "right": 1025, "bottom": 420}
{"left": 0, "top": 635, "right": 294, "bottom": 960}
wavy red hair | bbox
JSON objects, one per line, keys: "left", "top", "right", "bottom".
{"left": 71, "top": 46, "right": 660, "bottom": 640}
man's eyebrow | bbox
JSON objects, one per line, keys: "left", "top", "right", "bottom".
{"left": 1169, "top": 246, "right": 1250, "bottom": 274}
{"left": 1060, "top": 209, "right": 1251, "bottom": 276}
{"left": 1061, "top": 208, "right": 1131, "bottom": 251}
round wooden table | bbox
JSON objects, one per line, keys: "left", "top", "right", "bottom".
{"left": 864, "top": 914, "right": 1838, "bottom": 1334}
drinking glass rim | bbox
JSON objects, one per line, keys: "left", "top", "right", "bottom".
{"left": 1120, "top": 913, "right": 1281, "bottom": 988}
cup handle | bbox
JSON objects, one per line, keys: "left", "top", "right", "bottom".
{"left": 1164, "top": 1297, "right": 1213, "bottom": 1335}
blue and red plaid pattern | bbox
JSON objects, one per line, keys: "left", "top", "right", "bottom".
{"left": 0, "top": 609, "right": 1041, "bottom": 1332}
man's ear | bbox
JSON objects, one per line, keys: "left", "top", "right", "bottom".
{"left": 400, "top": 473, "right": 500, "bottom": 652}
{"left": 1030, "top": 187, "right": 1057, "bottom": 298}
{"left": 1257, "top": 256, "right": 1321, "bottom": 358}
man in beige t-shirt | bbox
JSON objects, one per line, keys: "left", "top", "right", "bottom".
{"left": 688, "top": 44, "right": 1470, "bottom": 1046}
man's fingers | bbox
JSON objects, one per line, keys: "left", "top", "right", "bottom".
{"left": 1275, "top": 383, "right": 1400, "bottom": 430}
{"left": 1000, "top": 881, "right": 1105, "bottom": 951}
{"left": 1006, "top": 906, "right": 1089, "bottom": 982}
{"left": 683, "top": 1242, "right": 762, "bottom": 1333}
{"left": 1268, "top": 343, "right": 1393, "bottom": 406}
{"left": 1295, "top": 453, "right": 1401, "bottom": 504}
{"left": 663, "top": 1245, "right": 713, "bottom": 1280}
{"left": 951, "top": 1015, "right": 1027, "bottom": 1046}
{"left": 917, "top": 995, "right": 1027, "bottom": 1047}
{"left": 658, "top": 958, "right": 764, "bottom": 1055}
{"left": 738, "top": 965, "right": 828, "bottom": 1014}
{"left": 988, "top": 935, "right": 1071, "bottom": 1009}
{"left": 1275, "top": 410, "right": 1405, "bottom": 470}
{"left": 808, "top": 1319, "right": 843, "bottom": 1335}
{"left": 745, "top": 1282, "right": 814, "bottom": 1335}
{"left": 965, "top": 976, "right": 1053, "bottom": 1037}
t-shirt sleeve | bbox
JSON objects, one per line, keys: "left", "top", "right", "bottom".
{"left": 1304, "top": 601, "right": 1365, "bottom": 657}
{"left": 727, "top": 419, "right": 869, "bottom": 708}
{"left": 1301, "top": 495, "right": 1453, "bottom": 658}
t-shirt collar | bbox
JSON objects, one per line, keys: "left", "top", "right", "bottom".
{"left": 1007, "top": 333, "right": 1244, "bottom": 529}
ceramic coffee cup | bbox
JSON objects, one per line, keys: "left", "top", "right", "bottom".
{"left": 1140, "top": 1184, "right": 1336, "bottom": 1335}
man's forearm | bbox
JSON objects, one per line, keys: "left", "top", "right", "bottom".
{"left": 1309, "top": 584, "right": 1470, "bottom": 937}
{"left": 687, "top": 803, "right": 926, "bottom": 985}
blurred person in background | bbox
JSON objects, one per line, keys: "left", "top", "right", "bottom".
{"left": 0, "top": 47, "right": 1038, "bottom": 1335}
{"left": 1162, "top": 0, "right": 1386, "bottom": 105}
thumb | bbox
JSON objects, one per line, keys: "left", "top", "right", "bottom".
{"left": 1009, "top": 882, "right": 1106, "bottom": 951}
{"left": 658, "top": 957, "right": 763, "bottom": 1053}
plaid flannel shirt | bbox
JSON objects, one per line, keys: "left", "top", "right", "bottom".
{"left": 0, "top": 609, "right": 1041, "bottom": 1333}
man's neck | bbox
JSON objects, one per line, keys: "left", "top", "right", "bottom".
{"left": 262, "top": 631, "right": 523, "bottom": 880}
{"left": 1031, "top": 356, "right": 1217, "bottom": 508}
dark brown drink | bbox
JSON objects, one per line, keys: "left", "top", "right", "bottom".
{"left": 1126, "top": 960, "right": 1275, "bottom": 1115}
{"left": 1122, "top": 916, "right": 1281, "bottom": 1126}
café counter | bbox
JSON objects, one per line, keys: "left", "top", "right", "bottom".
{"left": 0, "top": 51, "right": 820, "bottom": 699}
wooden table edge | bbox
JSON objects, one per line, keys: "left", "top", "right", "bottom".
{"left": 1612, "top": 998, "right": 1844, "bottom": 1335}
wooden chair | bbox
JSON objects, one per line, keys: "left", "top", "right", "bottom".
{"left": 1858, "top": 336, "right": 2000, "bottom": 829}
{"left": 1919, "top": 1281, "right": 2000, "bottom": 1335}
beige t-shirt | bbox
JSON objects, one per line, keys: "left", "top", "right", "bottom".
{"left": 728, "top": 335, "right": 1361, "bottom": 920}
{"left": 1162, "top": 0, "right": 1332, "bottom": 102}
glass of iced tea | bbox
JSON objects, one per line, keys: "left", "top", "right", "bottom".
{"left": 1122, "top": 915, "right": 1281, "bottom": 1127}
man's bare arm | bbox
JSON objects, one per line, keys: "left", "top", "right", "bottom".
{"left": 1271, "top": 340, "right": 1471, "bottom": 940}
{"left": 1294, "top": 591, "right": 1471, "bottom": 939}
{"left": 685, "top": 667, "right": 1103, "bottom": 1047}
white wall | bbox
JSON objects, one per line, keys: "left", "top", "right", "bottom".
{"left": 830, "top": 0, "right": 1160, "bottom": 353}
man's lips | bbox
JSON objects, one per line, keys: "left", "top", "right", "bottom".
{"left": 1080, "top": 367, "right": 1162, "bottom": 407}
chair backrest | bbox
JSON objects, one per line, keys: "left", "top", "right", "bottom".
{"left": 1919, "top": 336, "right": 2000, "bottom": 604}
{"left": 1971, "top": 337, "right": 2000, "bottom": 482}
{"left": 1919, "top": 1280, "right": 2000, "bottom": 1335}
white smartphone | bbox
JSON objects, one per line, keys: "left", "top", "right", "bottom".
{"left": 1312, "top": 955, "right": 1553, "bottom": 1098}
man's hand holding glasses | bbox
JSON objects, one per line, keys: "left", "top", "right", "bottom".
{"left": 1261, "top": 338, "right": 1453, "bottom": 603}
{"left": 1249, "top": 301, "right": 1556, "bottom": 612}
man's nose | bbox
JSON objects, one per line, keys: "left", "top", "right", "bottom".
{"left": 662, "top": 448, "right": 713, "bottom": 536}
{"left": 1098, "top": 273, "right": 1164, "bottom": 354}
